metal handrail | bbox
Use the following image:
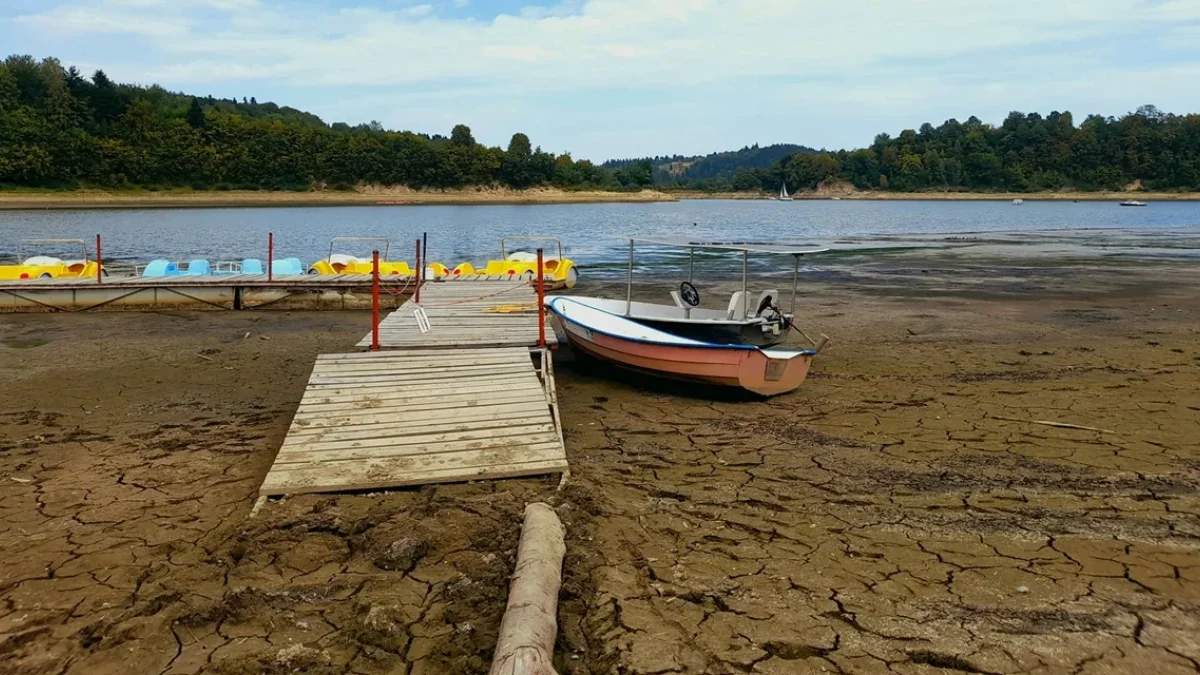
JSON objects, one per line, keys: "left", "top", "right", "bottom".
{"left": 501, "top": 236, "right": 563, "bottom": 261}
{"left": 329, "top": 237, "right": 390, "bottom": 261}
{"left": 18, "top": 239, "right": 89, "bottom": 263}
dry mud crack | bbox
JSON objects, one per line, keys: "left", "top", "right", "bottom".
{"left": 2, "top": 278, "right": 1199, "bottom": 674}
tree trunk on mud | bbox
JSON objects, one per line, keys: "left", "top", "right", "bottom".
{"left": 488, "top": 502, "right": 566, "bottom": 675}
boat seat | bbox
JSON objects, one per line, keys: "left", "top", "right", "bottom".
{"left": 726, "top": 291, "right": 748, "bottom": 320}
{"left": 272, "top": 258, "right": 303, "bottom": 275}
{"left": 242, "top": 259, "right": 265, "bottom": 275}
{"left": 142, "top": 259, "right": 179, "bottom": 277}
{"left": 184, "top": 259, "right": 211, "bottom": 276}
{"left": 755, "top": 289, "right": 780, "bottom": 316}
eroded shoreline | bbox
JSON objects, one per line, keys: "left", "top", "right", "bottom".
{"left": 1, "top": 253, "right": 1198, "bottom": 674}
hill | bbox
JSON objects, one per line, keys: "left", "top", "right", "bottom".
{"left": 603, "top": 143, "right": 815, "bottom": 189}
{"left": 765, "top": 106, "right": 1200, "bottom": 195}
{"left": 0, "top": 55, "right": 625, "bottom": 192}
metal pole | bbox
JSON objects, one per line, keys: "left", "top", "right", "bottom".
{"left": 742, "top": 249, "right": 749, "bottom": 320}
{"left": 537, "top": 248, "right": 546, "bottom": 348}
{"left": 95, "top": 234, "right": 102, "bottom": 284}
{"left": 268, "top": 232, "right": 274, "bottom": 281}
{"left": 625, "top": 239, "right": 634, "bottom": 316}
{"left": 685, "top": 246, "right": 694, "bottom": 320}
{"left": 371, "top": 250, "right": 380, "bottom": 351}
{"left": 414, "top": 239, "right": 422, "bottom": 304}
{"left": 790, "top": 254, "right": 800, "bottom": 316}
{"left": 423, "top": 231, "right": 428, "bottom": 276}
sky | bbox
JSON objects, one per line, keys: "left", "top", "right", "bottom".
{"left": 3, "top": 0, "right": 1200, "bottom": 161}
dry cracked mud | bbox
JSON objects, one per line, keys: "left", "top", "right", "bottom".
{"left": 1, "top": 257, "right": 1199, "bottom": 674}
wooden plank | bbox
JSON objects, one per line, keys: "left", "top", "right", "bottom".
{"left": 279, "top": 423, "right": 558, "bottom": 455}
{"left": 297, "top": 385, "right": 544, "bottom": 411}
{"left": 289, "top": 402, "right": 548, "bottom": 434}
{"left": 260, "top": 457, "right": 567, "bottom": 496}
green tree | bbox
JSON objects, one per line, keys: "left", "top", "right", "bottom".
{"left": 501, "top": 132, "right": 536, "bottom": 187}
{"left": 186, "top": 98, "right": 205, "bottom": 129}
{"left": 450, "top": 124, "right": 475, "bottom": 147}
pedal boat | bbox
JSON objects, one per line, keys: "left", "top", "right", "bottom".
{"left": 0, "top": 239, "right": 105, "bottom": 280}
{"left": 451, "top": 237, "right": 577, "bottom": 289}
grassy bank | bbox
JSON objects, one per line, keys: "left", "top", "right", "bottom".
{"left": 670, "top": 190, "right": 1200, "bottom": 201}
{"left": 0, "top": 186, "right": 677, "bottom": 210}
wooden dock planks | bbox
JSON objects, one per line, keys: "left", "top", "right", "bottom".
{"left": 357, "top": 278, "right": 557, "bottom": 349}
{"left": 259, "top": 348, "right": 568, "bottom": 496}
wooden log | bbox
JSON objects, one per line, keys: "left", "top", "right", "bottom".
{"left": 489, "top": 502, "right": 565, "bottom": 675}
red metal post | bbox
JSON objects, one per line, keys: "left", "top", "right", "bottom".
{"left": 414, "top": 239, "right": 422, "bottom": 304}
{"left": 267, "top": 231, "right": 274, "bottom": 281}
{"left": 371, "top": 250, "right": 380, "bottom": 351}
{"left": 95, "top": 234, "right": 103, "bottom": 284}
{"left": 537, "top": 247, "right": 546, "bottom": 348}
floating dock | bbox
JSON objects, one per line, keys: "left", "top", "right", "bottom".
{"left": 259, "top": 347, "right": 567, "bottom": 495}
{"left": 259, "top": 276, "right": 568, "bottom": 496}
{"left": 0, "top": 273, "right": 398, "bottom": 312}
{"left": 356, "top": 277, "right": 558, "bottom": 349}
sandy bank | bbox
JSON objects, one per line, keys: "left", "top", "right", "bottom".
{"left": 0, "top": 186, "right": 677, "bottom": 210}
{"left": 672, "top": 189, "right": 1200, "bottom": 201}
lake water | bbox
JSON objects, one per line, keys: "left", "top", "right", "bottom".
{"left": 2, "top": 200, "right": 1198, "bottom": 279}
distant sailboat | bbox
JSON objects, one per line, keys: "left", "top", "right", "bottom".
{"left": 778, "top": 181, "right": 793, "bottom": 202}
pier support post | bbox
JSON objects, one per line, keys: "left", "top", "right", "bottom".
{"left": 371, "top": 250, "right": 380, "bottom": 351}
{"left": 95, "top": 234, "right": 103, "bottom": 284}
{"left": 537, "top": 248, "right": 546, "bottom": 348}
{"left": 415, "top": 239, "right": 422, "bottom": 304}
{"left": 268, "top": 232, "right": 274, "bottom": 281}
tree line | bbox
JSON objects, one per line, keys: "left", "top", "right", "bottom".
{"left": 0, "top": 55, "right": 658, "bottom": 191}
{"left": 4, "top": 56, "right": 1198, "bottom": 194}
{"left": 685, "top": 107, "right": 1200, "bottom": 193}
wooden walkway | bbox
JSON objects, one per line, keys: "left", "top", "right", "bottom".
{"left": 356, "top": 278, "right": 558, "bottom": 349}
{"left": 260, "top": 348, "right": 568, "bottom": 496}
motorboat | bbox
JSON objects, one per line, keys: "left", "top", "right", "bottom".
{"left": 0, "top": 239, "right": 105, "bottom": 280}
{"left": 546, "top": 296, "right": 817, "bottom": 396}
{"left": 451, "top": 236, "right": 578, "bottom": 289}
{"left": 573, "top": 238, "right": 829, "bottom": 348}
{"left": 1120, "top": 200, "right": 1147, "bottom": 207}
{"left": 1012, "top": 198, "right": 1024, "bottom": 206}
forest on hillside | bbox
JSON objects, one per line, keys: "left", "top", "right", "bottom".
{"left": 604, "top": 143, "right": 814, "bottom": 185}
{"left": 2, "top": 55, "right": 1199, "bottom": 194}
{"left": 0, "top": 55, "right": 653, "bottom": 191}
{"left": 696, "top": 107, "right": 1200, "bottom": 193}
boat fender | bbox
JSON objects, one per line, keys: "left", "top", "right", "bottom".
{"left": 680, "top": 282, "right": 700, "bottom": 307}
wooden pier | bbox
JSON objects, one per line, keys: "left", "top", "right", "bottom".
{"left": 356, "top": 277, "right": 558, "bottom": 349}
{"left": 259, "top": 347, "right": 567, "bottom": 495}
{"left": 261, "top": 273, "right": 568, "bottom": 496}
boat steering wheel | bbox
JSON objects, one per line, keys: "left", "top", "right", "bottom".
{"left": 679, "top": 282, "right": 700, "bottom": 307}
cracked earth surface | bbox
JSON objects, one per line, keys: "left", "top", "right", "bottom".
{"left": 2, "top": 259, "right": 1199, "bottom": 674}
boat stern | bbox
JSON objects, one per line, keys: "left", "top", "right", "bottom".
{"left": 738, "top": 349, "right": 816, "bottom": 396}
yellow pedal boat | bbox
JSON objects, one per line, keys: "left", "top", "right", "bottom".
{"left": 307, "top": 237, "right": 449, "bottom": 277}
{"left": 450, "top": 237, "right": 578, "bottom": 289}
{"left": 0, "top": 239, "right": 105, "bottom": 280}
